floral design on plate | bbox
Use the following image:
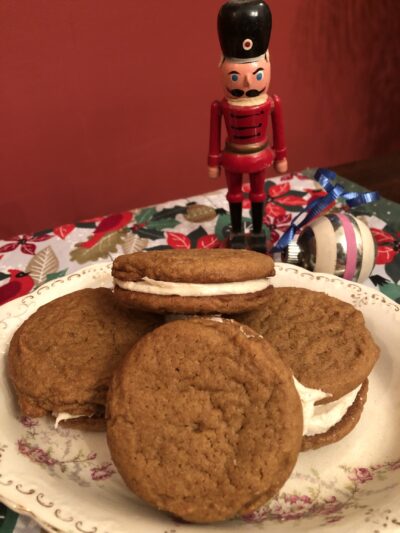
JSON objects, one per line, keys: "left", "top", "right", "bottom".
{"left": 245, "top": 460, "right": 400, "bottom": 526}
{"left": 17, "top": 417, "right": 116, "bottom": 487}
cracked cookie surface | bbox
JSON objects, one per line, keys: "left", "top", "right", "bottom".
{"left": 7, "top": 288, "right": 162, "bottom": 429}
{"left": 112, "top": 249, "right": 275, "bottom": 283}
{"left": 106, "top": 318, "right": 303, "bottom": 523}
{"left": 234, "top": 287, "right": 379, "bottom": 401}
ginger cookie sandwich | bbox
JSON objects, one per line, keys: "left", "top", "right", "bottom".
{"left": 233, "top": 287, "right": 380, "bottom": 450}
{"left": 107, "top": 318, "right": 303, "bottom": 523}
{"left": 8, "top": 288, "right": 162, "bottom": 430}
{"left": 112, "top": 248, "right": 275, "bottom": 315}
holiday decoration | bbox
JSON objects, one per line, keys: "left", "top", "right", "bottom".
{"left": 282, "top": 213, "right": 377, "bottom": 282}
{"left": 208, "top": 0, "right": 288, "bottom": 252}
{"left": 274, "top": 168, "right": 380, "bottom": 282}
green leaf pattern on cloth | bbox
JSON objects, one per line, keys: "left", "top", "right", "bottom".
{"left": 0, "top": 169, "right": 398, "bottom": 300}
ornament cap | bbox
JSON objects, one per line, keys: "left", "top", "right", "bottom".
{"left": 282, "top": 241, "right": 301, "bottom": 265}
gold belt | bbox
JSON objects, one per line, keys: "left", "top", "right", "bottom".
{"left": 225, "top": 140, "right": 269, "bottom": 155}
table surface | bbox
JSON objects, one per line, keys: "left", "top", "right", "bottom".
{"left": 332, "top": 151, "right": 400, "bottom": 204}
{"left": 0, "top": 167, "right": 399, "bottom": 533}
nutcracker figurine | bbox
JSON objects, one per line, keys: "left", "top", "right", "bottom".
{"left": 208, "top": 0, "right": 288, "bottom": 252}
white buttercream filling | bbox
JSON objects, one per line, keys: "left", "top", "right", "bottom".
{"left": 293, "top": 378, "right": 362, "bottom": 436}
{"left": 114, "top": 276, "right": 269, "bottom": 296}
{"left": 52, "top": 378, "right": 360, "bottom": 437}
{"left": 53, "top": 412, "right": 88, "bottom": 429}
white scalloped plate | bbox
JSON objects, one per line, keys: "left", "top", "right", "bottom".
{"left": 1, "top": 262, "right": 400, "bottom": 533}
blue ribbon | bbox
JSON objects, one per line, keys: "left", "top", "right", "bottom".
{"left": 271, "top": 168, "right": 380, "bottom": 252}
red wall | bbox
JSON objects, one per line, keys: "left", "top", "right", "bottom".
{"left": 1, "top": 0, "right": 399, "bottom": 237}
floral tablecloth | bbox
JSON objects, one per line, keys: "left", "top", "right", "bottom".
{"left": 0, "top": 169, "right": 399, "bottom": 533}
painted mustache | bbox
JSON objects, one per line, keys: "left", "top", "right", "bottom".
{"left": 228, "top": 87, "right": 266, "bottom": 98}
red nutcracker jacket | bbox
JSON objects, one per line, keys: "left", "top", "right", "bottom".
{"left": 208, "top": 95, "right": 287, "bottom": 174}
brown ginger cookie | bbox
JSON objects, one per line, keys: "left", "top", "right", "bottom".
{"left": 107, "top": 318, "right": 303, "bottom": 523}
{"left": 234, "top": 287, "right": 379, "bottom": 400}
{"left": 233, "top": 287, "right": 379, "bottom": 449}
{"left": 8, "top": 288, "right": 162, "bottom": 430}
{"left": 112, "top": 249, "right": 275, "bottom": 315}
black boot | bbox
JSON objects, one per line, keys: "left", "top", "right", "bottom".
{"left": 248, "top": 201, "right": 267, "bottom": 253}
{"left": 228, "top": 202, "right": 245, "bottom": 248}
{"left": 229, "top": 202, "right": 242, "bottom": 234}
{"left": 250, "top": 201, "right": 264, "bottom": 234}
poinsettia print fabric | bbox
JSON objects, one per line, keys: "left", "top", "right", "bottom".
{"left": 0, "top": 170, "right": 399, "bottom": 308}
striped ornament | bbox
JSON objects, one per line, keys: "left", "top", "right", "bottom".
{"left": 284, "top": 213, "right": 376, "bottom": 282}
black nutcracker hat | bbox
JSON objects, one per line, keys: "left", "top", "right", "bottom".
{"left": 218, "top": 0, "right": 272, "bottom": 61}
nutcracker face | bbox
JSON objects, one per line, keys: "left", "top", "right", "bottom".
{"left": 220, "top": 55, "right": 271, "bottom": 100}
